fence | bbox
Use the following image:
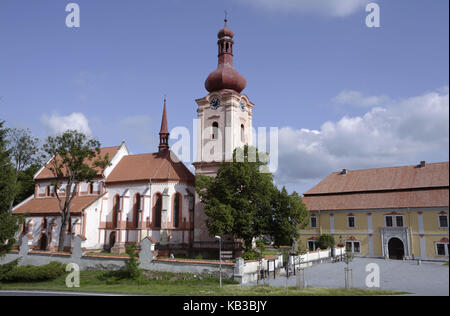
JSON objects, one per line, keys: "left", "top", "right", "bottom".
{"left": 0, "top": 236, "right": 345, "bottom": 285}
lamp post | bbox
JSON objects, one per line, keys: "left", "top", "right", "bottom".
{"left": 215, "top": 235, "right": 222, "bottom": 288}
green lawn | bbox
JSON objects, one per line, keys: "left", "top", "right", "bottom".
{"left": 0, "top": 270, "right": 408, "bottom": 296}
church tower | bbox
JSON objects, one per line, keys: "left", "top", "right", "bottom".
{"left": 193, "top": 17, "right": 255, "bottom": 176}
{"left": 193, "top": 18, "right": 255, "bottom": 246}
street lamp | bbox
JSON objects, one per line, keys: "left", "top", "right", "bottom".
{"left": 215, "top": 235, "right": 222, "bottom": 288}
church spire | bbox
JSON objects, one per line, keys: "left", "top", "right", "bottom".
{"left": 158, "top": 98, "right": 169, "bottom": 153}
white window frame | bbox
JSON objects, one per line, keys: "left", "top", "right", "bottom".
{"left": 438, "top": 214, "right": 449, "bottom": 228}
{"left": 347, "top": 216, "right": 356, "bottom": 229}
{"left": 385, "top": 215, "right": 404, "bottom": 227}
{"left": 435, "top": 242, "right": 449, "bottom": 257}
{"left": 310, "top": 216, "right": 318, "bottom": 229}
{"left": 346, "top": 240, "right": 361, "bottom": 253}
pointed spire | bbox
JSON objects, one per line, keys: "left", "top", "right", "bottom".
{"left": 158, "top": 97, "right": 169, "bottom": 153}
{"left": 160, "top": 97, "right": 169, "bottom": 134}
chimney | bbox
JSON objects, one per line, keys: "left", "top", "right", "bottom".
{"left": 340, "top": 169, "right": 347, "bottom": 175}
{"left": 419, "top": 161, "right": 426, "bottom": 168}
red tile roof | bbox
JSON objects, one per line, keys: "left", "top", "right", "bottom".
{"left": 13, "top": 195, "right": 101, "bottom": 215}
{"left": 306, "top": 162, "right": 448, "bottom": 195}
{"left": 304, "top": 162, "right": 449, "bottom": 211}
{"left": 35, "top": 146, "right": 120, "bottom": 180}
{"left": 106, "top": 151, "right": 194, "bottom": 184}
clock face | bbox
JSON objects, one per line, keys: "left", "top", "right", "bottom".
{"left": 240, "top": 100, "right": 246, "bottom": 112}
{"left": 210, "top": 98, "right": 221, "bottom": 110}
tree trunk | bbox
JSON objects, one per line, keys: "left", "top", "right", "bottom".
{"left": 57, "top": 214, "right": 68, "bottom": 253}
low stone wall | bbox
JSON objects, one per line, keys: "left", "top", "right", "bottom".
{"left": 1, "top": 237, "right": 343, "bottom": 284}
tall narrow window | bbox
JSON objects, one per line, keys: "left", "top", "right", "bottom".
{"left": 88, "top": 182, "right": 94, "bottom": 195}
{"left": 46, "top": 186, "right": 51, "bottom": 197}
{"left": 113, "top": 195, "right": 120, "bottom": 228}
{"left": 241, "top": 124, "right": 245, "bottom": 143}
{"left": 173, "top": 194, "right": 181, "bottom": 229}
{"left": 212, "top": 122, "right": 219, "bottom": 140}
{"left": 134, "top": 193, "right": 141, "bottom": 228}
{"left": 154, "top": 194, "right": 162, "bottom": 228}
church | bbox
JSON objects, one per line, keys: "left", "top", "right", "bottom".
{"left": 13, "top": 19, "right": 254, "bottom": 256}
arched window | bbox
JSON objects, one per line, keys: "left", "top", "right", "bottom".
{"left": 212, "top": 122, "right": 219, "bottom": 140}
{"left": 113, "top": 195, "right": 120, "bottom": 228}
{"left": 153, "top": 194, "right": 162, "bottom": 228}
{"left": 241, "top": 124, "right": 245, "bottom": 143}
{"left": 134, "top": 193, "right": 141, "bottom": 228}
{"left": 173, "top": 194, "right": 181, "bottom": 229}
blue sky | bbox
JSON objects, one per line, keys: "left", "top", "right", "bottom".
{"left": 0, "top": 0, "right": 448, "bottom": 194}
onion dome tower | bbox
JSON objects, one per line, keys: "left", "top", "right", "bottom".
{"left": 204, "top": 17, "right": 247, "bottom": 94}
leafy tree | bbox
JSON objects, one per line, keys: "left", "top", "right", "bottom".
{"left": 196, "top": 146, "right": 274, "bottom": 251}
{"left": 42, "top": 130, "right": 111, "bottom": 252}
{"left": 6, "top": 128, "right": 42, "bottom": 211}
{"left": 269, "top": 188, "right": 309, "bottom": 247}
{"left": 13, "top": 164, "right": 42, "bottom": 206}
{"left": 0, "top": 121, "right": 22, "bottom": 257}
{"left": 318, "top": 234, "right": 335, "bottom": 250}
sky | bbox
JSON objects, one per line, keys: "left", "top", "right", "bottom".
{"left": 0, "top": 0, "right": 448, "bottom": 195}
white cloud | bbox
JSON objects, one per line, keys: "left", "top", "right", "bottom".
{"left": 333, "top": 90, "right": 390, "bottom": 107}
{"left": 275, "top": 87, "right": 449, "bottom": 192}
{"left": 236, "top": 0, "right": 368, "bottom": 17}
{"left": 41, "top": 112, "right": 92, "bottom": 136}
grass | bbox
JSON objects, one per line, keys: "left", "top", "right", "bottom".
{"left": 0, "top": 270, "right": 408, "bottom": 296}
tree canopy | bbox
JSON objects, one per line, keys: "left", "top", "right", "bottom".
{"left": 195, "top": 145, "right": 308, "bottom": 251}
{"left": 0, "top": 121, "right": 22, "bottom": 257}
{"left": 42, "top": 130, "right": 111, "bottom": 252}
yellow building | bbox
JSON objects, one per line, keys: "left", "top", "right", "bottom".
{"left": 301, "top": 161, "right": 449, "bottom": 261}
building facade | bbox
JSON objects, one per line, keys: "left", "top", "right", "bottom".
{"left": 12, "top": 19, "right": 252, "bottom": 255}
{"left": 301, "top": 161, "right": 449, "bottom": 261}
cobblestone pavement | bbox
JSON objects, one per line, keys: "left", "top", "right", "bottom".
{"left": 246, "top": 258, "right": 449, "bottom": 296}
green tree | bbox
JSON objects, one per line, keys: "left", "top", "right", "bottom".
{"left": 42, "top": 130, "right": 111, "bottom": 252}
{"left": 6, "top": 128, "right": 42, "bottom": 210}
{"left": 0, "top": 121, "right": 22, "bottom": 257}
{"left": 318, "top": 234, "right": 335, "bottom": 250}
{"left": 269, "top": 188, "right": 309, "bottom": 247}
{"left": 13, "top": 164, "right": 42, "bottom": 206}
{"left": 195, "top": 146, "right": 274, "bottom": 251}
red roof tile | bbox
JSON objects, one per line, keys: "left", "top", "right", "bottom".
{"left": 305, "top": 162, "right": 448, "bottom": 195}
{"left": 35, "top": 146, "right": 120, "bottom": 180}
{"left": 106, "top": 151, "right": 194, "bottom": 184}
{"left": 13, "top": 196, "right": 101, "bottom": 215}
{"left": 304, "top": 162, "right": 449, "bottom": 211}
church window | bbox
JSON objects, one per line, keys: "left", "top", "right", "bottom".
{"left": 241, "top": 124, "right": 245, "bottom": 143}
{"left": 113, "top": 195, "right": 120, "bottom": 228}
{"left": 154, "top": 194, "right": 162, "bottom": 228}
{"left": 173, "top": 193, "right": 181, "bottom": 229}
{"left": 134, "top": 193, "right": 141, "bottom": 229}
{"left": 212, "top": 122, "right": 219, "bottom": 140}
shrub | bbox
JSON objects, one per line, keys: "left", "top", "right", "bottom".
{"left": 242, "top": 250, "right": 259, "bottom": 260}
{"left": 0, "top": 261, "right": 66, "bottom": 282}
{"left": 318, "top": 234, "right": 335, "bottom": 250}
{"left": 100, "top": 243, "right": 143, "bottom": 281}
{"left": 0, "top": 258, "right": 20, "bottom": 279}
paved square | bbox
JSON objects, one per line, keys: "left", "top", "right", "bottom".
{"left": 246, "top": 258, "right": 449, "bottom": 296}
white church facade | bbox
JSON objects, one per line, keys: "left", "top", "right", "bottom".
{"left": 13, "top": 19, "right": 254, "bottom": 256}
